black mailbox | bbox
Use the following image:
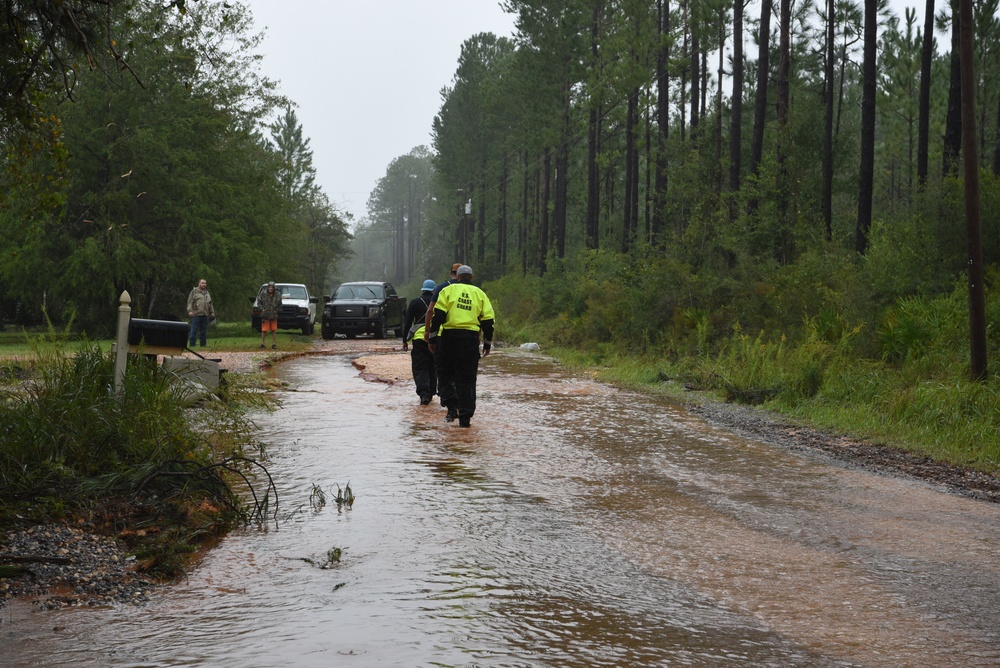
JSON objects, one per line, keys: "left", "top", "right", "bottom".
{"left": 128, "top": 319, "right": 189, "bottom": 350}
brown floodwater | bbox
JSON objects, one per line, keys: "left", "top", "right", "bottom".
{"left": 3, "top": 350, "right": 1000, "bottom": 667}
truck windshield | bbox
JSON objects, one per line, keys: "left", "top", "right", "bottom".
{"left": 335, "top": 285, "right": 382, "bottom": 300}
{"left": 280, "top": 286, "right": 307, "bottom": 300}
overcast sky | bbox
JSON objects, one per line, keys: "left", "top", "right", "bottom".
{"left": 244, "top": 0, "right": 516, "bottom": 227}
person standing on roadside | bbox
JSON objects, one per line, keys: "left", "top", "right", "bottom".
{"left": 258, "top": 281, "right": 282, "bottom": 350}
{"left": 402, "top": 279, "right": 437, "bottom": 405}
{"left": 427, "top": 265, "right": 495, "bottom": 428}
{"left": 186, "top": 278, "right": 215, "bottom": 348}
{"left": 424, "top": 262, "right": 462, "bottom": 407}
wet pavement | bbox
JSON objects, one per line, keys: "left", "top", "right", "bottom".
{"left": 3, "top": 349, "right": 1000, "bottom": 667}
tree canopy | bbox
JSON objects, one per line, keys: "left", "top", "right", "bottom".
{"left": 0, "top": 0, "right": 351, "bottom": 332}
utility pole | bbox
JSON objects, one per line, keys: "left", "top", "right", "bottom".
{"left": 456, "top": 188, "right": 470, "bottom": 261}
{"left": 959, "top": 0, "right": 988, "bottom": 380}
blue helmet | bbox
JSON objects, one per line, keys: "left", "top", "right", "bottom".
{"left": 422, "top": 279, "right": 436, "bottom": 291}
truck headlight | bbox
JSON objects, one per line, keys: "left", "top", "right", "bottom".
{"left": 369, "top": 306, "right": 383, "bottom": 318}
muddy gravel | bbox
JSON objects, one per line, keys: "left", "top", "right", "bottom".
{"left": 3, "top": 336, "right": 998, "bottom": 611}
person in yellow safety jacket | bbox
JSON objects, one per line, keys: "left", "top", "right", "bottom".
{"left": 423, "top": 262, "right": 462, "bottom": 406}
{"left": 427, "top": 265, "right": 495, "bottom": 428}
{"left": 402, "top": 279, "right": 437, "bottom": 405}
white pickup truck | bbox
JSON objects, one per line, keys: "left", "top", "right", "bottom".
{"left": 251, "top": 283, "right": 318, "bottom": 335}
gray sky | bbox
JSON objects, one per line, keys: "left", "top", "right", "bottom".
{"left": 245, "top": 0, "right": 516, "bottom": 227}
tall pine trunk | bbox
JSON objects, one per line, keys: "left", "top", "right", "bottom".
{"left": 690, "top": 11, "right": 700, "bottom": 137}
{"left": 623, "top": 88, "right": 639, "bottom": 252}
{"left": 540, "top": 149, "right": 551, "bottom": 274}
{"left": 715, "top": 17, "right": 725, "bottom": 194}
{"left": 477, "top": 194, "right": 485, "bottom": 264}
{"left": 653, "top": 0, "right": 671, "bottom": 243}
{"left": 918, "top": 0, "right": 933, "bottom": 185}
{"left": 517, "top": 151, "right": 531, "bottom": 276}
{"left": 823, "top": 0, "right": 835, "bottom": 238}
{"left": 748, "top": 0, "right": 772, "bottom": 215}
{"left": 776, "top": 0, "right": 791, "bottom": 248}
{"left": 958, "top": 0, "right": 987, "bottom": 379}
{"left": 728, "top": 0, "right": 745, "bottom": 199}
{"left": 555, "top": 142, "right": 569, "bottom": 259}
{"left": 680, "top": 0, "right": 689, "bottom": 142}
{"left": 943, "top": 0, "right": 962, "bottom": 176}
{"left": 499, "top": 157, "right": 508, "bottom": 266}
{"left": 587, "top": 0, "right": 603, "bottom": 249}
{"left": 554, "top": 74, "right": 571, "bottom": 259}
{"left": 993, "top": 90, "right": 1000, "bottom": 174}
{"left": 645, "top": 93, "right": 652, "bottom": 238}
{"left": 856, "top": 0, "right": 877, "bottom": 254}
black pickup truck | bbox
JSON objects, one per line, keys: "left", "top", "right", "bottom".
{"left": 321, "top": 281, "right": 404, "bottom": 340}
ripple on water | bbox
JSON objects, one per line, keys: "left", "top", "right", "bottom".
{"left": 4, "top": 352, "right": 999, "bottom": 667}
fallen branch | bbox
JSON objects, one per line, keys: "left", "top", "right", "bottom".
{"left": 134, "top": 456, "right": 279, "bottom": 525}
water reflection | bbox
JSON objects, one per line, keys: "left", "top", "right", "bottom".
{"left": 3, "top": 351, "right": 1000, "bottom": 667}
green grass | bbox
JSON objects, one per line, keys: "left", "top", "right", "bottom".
{"left": 0, "top": 320, "right": 317, "bottom": 357}
{"left": 205, "top": 321, "right": 317, "bottom": 352}
{"left": 0, "top": 324, "right": 282, "bottom": 576}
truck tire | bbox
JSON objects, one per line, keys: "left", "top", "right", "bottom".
{"left": 374, "top": 318, "right": 386, "bottom": 339}
{"left": 321, "top": 324, "right": 334, "bottom": 340}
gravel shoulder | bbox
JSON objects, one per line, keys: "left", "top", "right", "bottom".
{"left": 4, "top": 339, "right": 997, "bottom": 611}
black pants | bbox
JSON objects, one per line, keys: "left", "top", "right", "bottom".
{"left": 435, "top": 334, "right": 453, "bottom": 407}
{"left": 410, "top": 338, "right": 436, "bottom": 399}
{"left": 438, "top": 330, "right": 480, "bottom": 418}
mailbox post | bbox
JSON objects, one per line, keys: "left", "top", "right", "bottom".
{"left": 113, "top": 292, "right": 222, "bottom": 394}
{"left": 114, "top": 290, "right": 131, "bottom": 395}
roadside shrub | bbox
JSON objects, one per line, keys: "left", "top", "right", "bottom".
{"left": 482, "top": 273, "right": 545, "bottom": 345}
{"left": 767, "top": 246, "right": 862, "bottom": 338}
{"left": 0, "top": 342, "right": 268, "bottom": 510}
{"left": 876, "top": 287, "right": 967, "bottom": 370}
{"left": 694, "top": 326, "right": 787, "bottom": 404}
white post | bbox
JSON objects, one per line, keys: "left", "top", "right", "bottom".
{"left": 114, "top": 290, "right": 131, "bottom": 395}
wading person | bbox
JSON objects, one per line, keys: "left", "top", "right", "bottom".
{"left": 402, "top": 279, "right": 437, "bottom": 405}
{"left": 258, "top": 281, "right": 282, "bottom": 349}
{"left": 186, "top": 278, "right": 215, "bottom": 348}
{"left": 427, "top": 265, "right": 495, "bottom": 428}
{"left": 424, "top": 262, "right": 463, "bottom": 407}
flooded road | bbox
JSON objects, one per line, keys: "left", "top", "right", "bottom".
{"left": 5, "top": 350, "right": 1000, "bottom": 666}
